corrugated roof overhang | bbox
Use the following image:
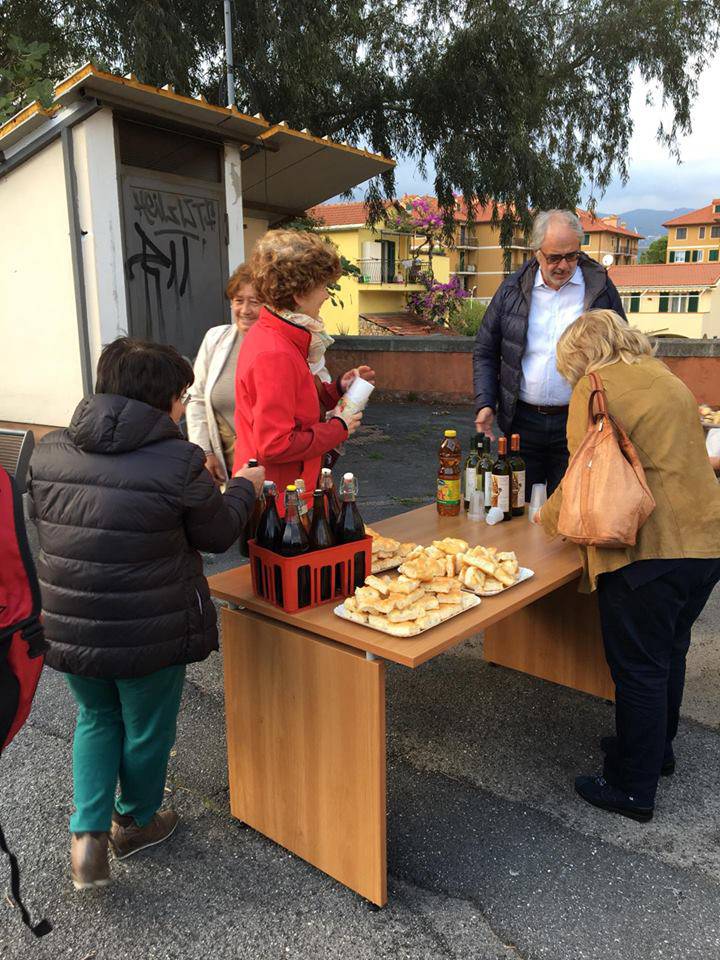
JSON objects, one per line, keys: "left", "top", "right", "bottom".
{"left": 242, "top": 126, "right": 393, "bottom": 222}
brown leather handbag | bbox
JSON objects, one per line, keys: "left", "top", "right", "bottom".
{"left": 557, "top": 371, "right": 656, "bottom": 547}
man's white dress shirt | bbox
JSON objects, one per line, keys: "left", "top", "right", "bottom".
{"left": 519, "top": 266, "right": 586, "bottom": 406}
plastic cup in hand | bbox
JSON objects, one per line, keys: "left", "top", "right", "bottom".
{"left": 486, "top": 506, "right": 505, "bottom": 525}
{"left": 528, "top": 483, "right": 547, "bottom": 524}
{"left": 468, "top": 490, "right": 484, "bottom": 520}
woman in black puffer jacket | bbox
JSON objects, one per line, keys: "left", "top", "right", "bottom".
{"left": 29, "top": 338, "right": 263, "bottom": 891}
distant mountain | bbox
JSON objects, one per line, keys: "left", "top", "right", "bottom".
{"left": 599, "top": 208, "right": 694, "bottom": 248}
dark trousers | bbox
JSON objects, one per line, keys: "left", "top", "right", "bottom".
{"left": 597, "top": 558, "right": 720, "bottom": 805}
{"left": 508, "top": 402, "right": 569, "bottom": 497}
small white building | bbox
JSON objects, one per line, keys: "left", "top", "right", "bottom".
{"left": 609, "top": 263, "right": 720, "bottom": 338}
{"left": 0, "top": 64, "right": 392, "bottom": 431}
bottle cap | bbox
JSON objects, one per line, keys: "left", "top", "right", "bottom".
{"left": 343, "top": 472, "right": 354, "bottom": 480}
{"left": 321, "top": 467, "right": 332, "bottom": 476}
{"left": 444, "top": 429, "right": 457, "bottom": 438}
{"left": 286, "top": 484, "right": 297, "bottom": 492}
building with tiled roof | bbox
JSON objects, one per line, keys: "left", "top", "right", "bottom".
{"left": 609, "top": 262, "right": 720, "bottom": 338}
{"left": 662, "top": 199, "right": 720, "bottom": 264}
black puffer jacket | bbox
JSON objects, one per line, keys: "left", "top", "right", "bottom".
{"left": 28, "top": 394, "right": 256, "bottom": 679}
{"left": 472, "top": 255, "right": 626, "bottom": 433}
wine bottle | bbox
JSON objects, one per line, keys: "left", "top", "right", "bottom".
{"left": 478, "top": 436, "right": 495, "bottom": 515}
{"left": 335, "top": 473, "right": 366, "bottom": 589}
{"left": 463, "top": 433, "right": 482, "bottom": 511}
{"left": 281, "top": 485, "right": 311, "bottom": 608}
{"left": 309, "top": 489, "right": 335, "bottom": 601}
{"left": 294, "top": 478, "right": 311, "bottom": 533}
{"left": 491, "top": 437, "right": 512, "bottom": 522}
{"left": 509, "top": 433, "right": 526, "bottom": 517}
{"left": 256, "top": 481, "right": 284, "bottom": 551}
{"left": 320, "top": 467, "right": 341, "bottom": 530}
{"left": 239, "top": 459, "right": 263, "bottom": 557}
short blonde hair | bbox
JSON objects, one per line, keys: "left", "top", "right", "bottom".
{"left": 225, "top": 263, "right": 255, "bottom": 300}
{"left": 250, "top": 230, "right": 342, "bottom": 310}
{"left": 556, "top": 309, "right": 655, "bottom": 386}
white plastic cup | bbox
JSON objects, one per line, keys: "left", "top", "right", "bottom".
{"left": 528, "top": 483, "right": 547, "bottom": 523}
{"left": 337, "top": 375, "right": 375, "bottom": 417}
{"left": 486, "top": 506, "right": 505, "bottom": 525}
{"left": 468, "top": 490, "right": 484, "bottom": 520}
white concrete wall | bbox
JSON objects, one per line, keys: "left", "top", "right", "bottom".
{"left": 224, "top": 142, "right": 245, "bottom": 270}
{"left": 243, "top": 216, "right": 269, "bottom": 260}
{"left": 73, "top": 108, "right": 129, "bottom": 364}
{"left": 0, "top": 139, "right": 83, "bottom": 426}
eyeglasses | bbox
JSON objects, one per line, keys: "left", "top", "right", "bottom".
{"left": 180, "top": 391, "right": 192, "bottom": 405}
{"left": 540, "top": 250, "right": 581, "bottom": 265}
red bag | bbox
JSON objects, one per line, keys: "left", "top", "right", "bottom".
{"left": 0, "top": 466, "right": 51, "bottom": 937}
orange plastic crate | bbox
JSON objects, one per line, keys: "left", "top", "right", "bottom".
{"left": 247, "top": 536, "right": 372, "bottom": 613}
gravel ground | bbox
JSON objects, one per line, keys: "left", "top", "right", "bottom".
{"left": 2, "top": 401, "right": 719, "bottom": 960}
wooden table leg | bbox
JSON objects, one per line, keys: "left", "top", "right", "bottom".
{"left": 483, "top": 581, "right": 615, "bottom": 700}
{"left": 221, "top": 607, "right": 387, "bottom": 906}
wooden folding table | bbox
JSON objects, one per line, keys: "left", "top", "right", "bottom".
{"left": 209, "top": 505, "right": 612, "bottom": 907}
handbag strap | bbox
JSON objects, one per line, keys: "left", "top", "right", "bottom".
{"left": 586, "top": 371, "right": 608, "bottom": 424}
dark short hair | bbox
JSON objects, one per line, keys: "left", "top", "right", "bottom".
{"left": 95, "top": 338, "right": 194, "bottom": 412}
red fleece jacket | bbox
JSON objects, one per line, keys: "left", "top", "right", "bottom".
{"left": 233, "top": 307, "right": 347, "bottom": 506}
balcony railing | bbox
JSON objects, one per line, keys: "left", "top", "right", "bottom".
{"left": 356, "top": 259, "right": 426, "bottom": 285}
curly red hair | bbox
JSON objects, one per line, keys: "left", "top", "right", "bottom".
{"left": 250, "top": 230, "right": 342, "bottom": 311}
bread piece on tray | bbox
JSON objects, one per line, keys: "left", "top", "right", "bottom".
{"left": 364, "top": 575, "right": 391, "bottom": 596}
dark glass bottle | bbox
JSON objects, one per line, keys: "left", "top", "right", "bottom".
{"left": 491, "top": 437, "right": 512, "bottom": 522}
{"left": 478, "top": 436, "right": 495, "bottom": 515}
{"left": 463, "top": 433, "right": 483, "bottom": 511}
{"left": 256, "top": 482, "right": 284, "bottom": 551}
{"left": 294, "top": 478, "right": 311, "bottom": 533}
{"left": 280, "top": 485, "right": 311, "bottom": 607}
{"left": 320, "top": 467, "right": 341, "bottom": 531}
{"left": 239, "top": 459, "right": 263, "bottom": 557}
{"left": 309, "top": 489, "right": 335, "bottom": 600}
{"left": 509, "top": 433, "right": 526, "bottom": 517}
{"left": 335, "top": 473, "right": 366, "bottom": 589}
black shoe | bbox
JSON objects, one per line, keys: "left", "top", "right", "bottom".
{"left": 575, "top": 775, "right": 653, "bottom": 822}
{"left": 599, "top": 736, "right": 676, "bottom": 776}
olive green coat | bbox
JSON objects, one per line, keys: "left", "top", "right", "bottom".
{"left": 541, "top": 357, "right": 720, "bottom": 591}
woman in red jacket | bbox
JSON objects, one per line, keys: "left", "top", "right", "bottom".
{"left": 234, "top": 230, "right": 373, "bottom": 504}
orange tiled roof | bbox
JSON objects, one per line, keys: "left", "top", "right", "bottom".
{"left": 663, "top": 200, "right": 720, "bottom": 227}
{"left": 609, "top": 263, "right": 720, "bottom": 287}
{"left": 577, "top": 209, "right": 643, "bottom": 239}
{"left": 309, "top": 198, "right": 643, "bottom": 238}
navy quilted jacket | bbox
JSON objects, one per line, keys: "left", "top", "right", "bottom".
{"left": 472, "top": 255, "right": 626, "bottom": 433}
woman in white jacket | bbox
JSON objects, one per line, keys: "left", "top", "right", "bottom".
{"left": 185, "top": 264, "right": 262, "bottom": 483}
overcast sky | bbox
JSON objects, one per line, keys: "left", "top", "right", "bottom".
{"left": 388, "top": 51, "right": 720, "bottom": 214}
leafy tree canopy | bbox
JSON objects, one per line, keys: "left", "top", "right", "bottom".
{"left": 640, "top": 235, "right": 668, "bottom": 264}
{"left": 3, "top": 0, "right": 720, "bottom": 240}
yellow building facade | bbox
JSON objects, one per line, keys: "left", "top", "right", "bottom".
{"left": 664, "top": 199, "right": 720, "bottom": 264}
{"left": 609, "top": 263, "right": 720, "bottom": 339}
{"left": 308, "top": 202, "right": 450, "bottom": 334}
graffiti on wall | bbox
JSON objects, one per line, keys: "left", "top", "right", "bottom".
{"left": 123, "top": 185, "right": 221, "bottom": 344}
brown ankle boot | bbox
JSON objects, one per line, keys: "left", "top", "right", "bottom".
{"left": 71, "top": 832, "right": 110, "bottom": 890}
{"left": 110, "top": 809, "right": 179, "bottom": 861}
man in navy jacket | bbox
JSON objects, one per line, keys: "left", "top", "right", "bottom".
{"left": 472, "top": 209, "right": 626, "bottom": 495}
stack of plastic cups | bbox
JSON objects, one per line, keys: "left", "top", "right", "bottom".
{"left": 528, "top": 483, "right": 547, "bottom": 523}
{"left": 468, "top": 490, "right": 484, "bottom": 520}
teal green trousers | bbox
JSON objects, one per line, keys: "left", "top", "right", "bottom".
{"left": 65, "top": 665, "right": 186, "bottom": 833}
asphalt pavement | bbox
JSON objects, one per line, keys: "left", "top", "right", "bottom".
{"left": 2, "top": 401, "right": 719, "bottom": 960}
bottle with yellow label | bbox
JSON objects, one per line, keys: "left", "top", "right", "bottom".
{"left": 437, "top": 429, "right": 462, "bottom": 516}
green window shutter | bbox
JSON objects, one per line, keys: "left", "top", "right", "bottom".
{"left": 630, "top": 293, "right": 640, "bottom": 312}
{"left": 668, "top": 251, "right": 675, "bottom": 263}
{"left": 658, "top": 293, "right": 669, "bottom": 313}
{"left": 688, "top": 292, "right": 699, "bottom": 313}
{"left": 709, "top": 250, "right": 719, "bottom": 262}
{"left": 691, "top": 249, "right": 700, "bottom": 262}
